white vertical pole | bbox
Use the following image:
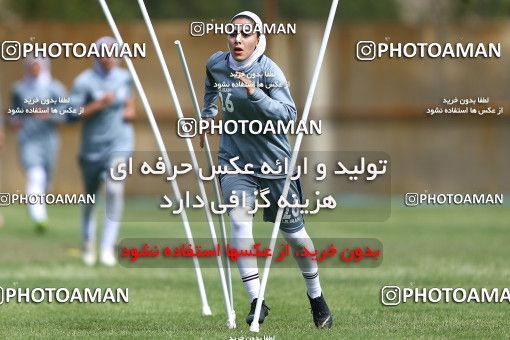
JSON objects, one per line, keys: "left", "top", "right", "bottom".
{"left": 174, "top": 40, "right": 234, "bottom": 314}
{"left": 135, "top": 0, "right": 235, "bottom": 329}
{"left": 98, "top": 0, "right": 212, "bottom": 317}
{"left": 250, "top": 0, "right": 339, "bottom": 332}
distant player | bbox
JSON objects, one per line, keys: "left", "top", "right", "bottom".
{"left": 10, "top": 56, "right": 67, "bottom": 233}
{"left": 200, "top": 11, "right": 332, "bottom": 328}
{"left": 70, "top": 36, "right": 135, "bottom": 266}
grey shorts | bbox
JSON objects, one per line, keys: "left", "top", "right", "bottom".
{"left": 219, "top": 174, "right": 305, "bottom": 233}
{"left": 79, "top": 155, "right": 128, "bottom": 195}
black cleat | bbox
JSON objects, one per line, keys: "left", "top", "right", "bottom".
{"left": 308, "top": 294, "right": 333, "bottom": 329}
{"left": 246, "top": 299, "right": 270, "bottom": 325}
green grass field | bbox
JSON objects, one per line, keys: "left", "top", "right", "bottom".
{"left": 0, "top": 200, "right": 509, "bottom": 338}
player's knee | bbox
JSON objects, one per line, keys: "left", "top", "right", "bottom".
{"left": 27, "top": 166, "right": 47, "bottom": 184}
{"left": 281, "top": 225, "right": 311, "bottom": 249}
{"left": 229, "top": 208, "right": 254, "bottom": 239}
{"left": 105, "top": 180, "right": 124, "bottom": 197}
{"left": 230, "top": 219, "right": 250, "bottom": 237}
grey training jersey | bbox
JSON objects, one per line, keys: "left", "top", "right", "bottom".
{"left": 11, "top": 79, "right": 67, "bottom": 171}
{"left": 71, "top": 67, "right": 134, "bottom": 163}
{"left": 201, "top": 52, "right": 297, "bottom": 178}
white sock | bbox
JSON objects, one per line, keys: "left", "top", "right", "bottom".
{"left": 82, "top": 203, "right": 97, "bottom": 247}
{"left": 26, "top": 166, "right": 48, "bottom": 223}
{"left": 102, "top": 177, "right": 124, "bottom": 253}
{"left": 282, "top": 227, "right": 322, "bottom": 299}
{"left": 230, "top": 208, "right": 260, "bottom": 302}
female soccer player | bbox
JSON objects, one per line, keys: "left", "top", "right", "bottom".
{"left": 10, "top": 56, "right": 67, "bottom": 233}
{"left": 70, "top": 36, "right": 135, "bottom": 266}
{"left": 200, "top": 11, "right": 332, "bottom": 329}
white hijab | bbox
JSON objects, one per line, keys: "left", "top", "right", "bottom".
{"left": 93, "top": 36, "right": 119, "bottom": 79}
{"left": 228, "top": 11, "right": 266, "bottom": 71}
{"left": 24, "top": 56, "right": 52, "bottom": 90}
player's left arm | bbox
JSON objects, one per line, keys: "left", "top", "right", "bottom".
{"left": 123, "top": 96, "right": 135, "bottom": 122}
{"left": 122, "top": 75, "right": 135, "bottom": 122}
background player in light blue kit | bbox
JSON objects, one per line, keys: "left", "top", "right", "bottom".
{"left": 201, "top": 11, "right": 332, "bottom": 329}
{"left": 70, "top": 36, "right": 135, "bottom": 266}
{"left": 10, "top": 56, "right": 67, "bottom": 233}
